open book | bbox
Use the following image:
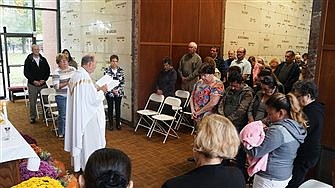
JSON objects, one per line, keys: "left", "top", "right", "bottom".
{"left": 96, "top": 75, "right": 120, "bottom": 90}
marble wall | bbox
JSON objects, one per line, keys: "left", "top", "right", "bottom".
{"left": 224, "top": 0, "right": 313, "bottom": 63}
{"left": 60, "top": 0, "right": 132, "bottom": 121}
{"left": 59, "top": 0, "right": 314, "bottom": 122}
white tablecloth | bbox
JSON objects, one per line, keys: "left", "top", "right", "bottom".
{"left": 0, "top": 120, "right": 40, "bottom": 171}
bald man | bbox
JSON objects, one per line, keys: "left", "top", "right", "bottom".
{"left": 230, "top": 47, "right": 251, "bottom": 81}
{"left": 178, "top": 42, "right": 202, "bottom": 92}
{"left": 24, "top": 44, "right": 50, "bottom": 124}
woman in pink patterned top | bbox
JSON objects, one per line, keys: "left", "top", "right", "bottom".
{"left": 190, "top": 63, "right": 224, "bottom": 122}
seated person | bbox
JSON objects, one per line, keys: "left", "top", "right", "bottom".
{"left": 156, "top": 57, "right": 177, "bottom": 97}
{"left": 79, "top": 148, "right": 133, "bottom": 188}
{"left": 162, "top": 114, "right": 246, "bottom": 188}
{"left": 254, "top": 67, "right": 285, "bottom": 94}
{"left": 248, "top": 74, "right": 279, "bottom": 123}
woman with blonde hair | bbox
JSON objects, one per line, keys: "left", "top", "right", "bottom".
{"left": 162, "top": 114, "right": 245, "bottom": 188}
{"left": 52, "top": 53, "right": 76, "bottom": 138}
{"left": 245, "top": 93, "right": 307, "bottom": 188}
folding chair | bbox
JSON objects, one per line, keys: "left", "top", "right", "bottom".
{"left": 174, "top": 90, "right": 190, "bottom": 126}
{"left": 175, "top": 97, "right": 195, "bottom": 135}
{"left": 134, "top": 93, "right": 165, "bottom": 134}
{"left": 46, "top": 78, "right": 54, "bottom": 88}
{"left": 148, "top": 96, "right": 181, "bottom": 143}
{"left": 103, "top": 98, "right": 108, "bottom": 122}
{"left": 40, "top": 88, "right": 57, "bottom": 126}
{"left": 35, "top": 94, "right": 42, "bottom": 119}
{"left": 48, "top": 94, "right": 59, "bottom": 136}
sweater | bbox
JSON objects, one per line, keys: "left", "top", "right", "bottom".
{"left": 23, "top": 53, "right": 50, "bottom": 85}
{"left": 246, "top": 119, "right": 306, "bottom": 180}
{"left": 296, "top": 101, "right": 325, "bottom": 161}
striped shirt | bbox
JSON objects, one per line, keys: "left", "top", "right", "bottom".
{"left": 52, "top": 66, "right": 76, "bottom": 96}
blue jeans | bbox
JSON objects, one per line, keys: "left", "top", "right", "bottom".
{"left": 55, "top": 95, "right": 67, "bottom": 136}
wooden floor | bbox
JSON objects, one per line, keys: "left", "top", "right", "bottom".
{"left": 7, "top": 100, "right": 195, "bottom": 188}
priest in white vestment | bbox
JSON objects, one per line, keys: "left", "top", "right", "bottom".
{"left": 64, "top": 55, "right": 108, "bottom": 172}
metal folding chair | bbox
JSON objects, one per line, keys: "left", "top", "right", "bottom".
{"left": 173, "top": 90, "right": 190, "bottom": 127}
{"left": 148, "top": 96, "right": 181, "bottom": 143}
{"left": 48, "top": 94, "right": 59, "bottom": 136}
{"left": 40, "top": 88, "right": 57, "bottom": 126}
{"left": 175, "top": 91, "right": 195, "bottom": 135}
{"left": 134, "top": 93, "right": 165, "bottom": 134}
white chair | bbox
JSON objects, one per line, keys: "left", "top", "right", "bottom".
{"left": 134, "top": 93, "right": 165, "bottom": 133}
{"left": 174, "top": 100, "right": 195, "bottom": 134}
{"left": 174, "top": 90, "right": 190, "bottom": 110}
{"left": 298, "top": 179, "right": 332, "bottom": 188}
{"left": 48, "top": 94, "right": 59, "bottom": 136}
{"left": 173, "top": 90, "right": 190, "bottom": 126}
{"left": 40, "top": 88, "right": 57, "bottom": 126}
{"left": 35, "top": 94, "right": 42, "bottom": 120}
{"left": 174, "top": 91, "right": 195, "bottom": 135}
{"left": 46, "top": 78, "right": 54, "bottom": 88}
{"left": 148, "top": 96, "right": 181, "bottom": 143}
{"left": 103, "top": 98, "right": 109, "bottom": 122}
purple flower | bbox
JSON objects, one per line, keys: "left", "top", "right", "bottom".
{"left": 20, "top": 160, "right": 58, "bottom": 180}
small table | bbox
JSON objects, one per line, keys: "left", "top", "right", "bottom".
{"left": 0, "top": 120, "right": 40, "bottom": 187}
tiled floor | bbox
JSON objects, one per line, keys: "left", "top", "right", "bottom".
{"left": 7, "top": 100, "right": 196, "bottom": 188}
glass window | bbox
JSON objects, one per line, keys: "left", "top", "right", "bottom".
{"left": 0, "top": 7, "right": 33, "bottom": 33}
{"left": 35, "top": 0, "right": 57, "bottom": 9}
{"left": 0, "top": 0, "right": 32, "bottom": 7}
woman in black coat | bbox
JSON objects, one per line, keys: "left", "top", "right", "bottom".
{"left": 287, "top": 80, "right": 326, "bottom": 188}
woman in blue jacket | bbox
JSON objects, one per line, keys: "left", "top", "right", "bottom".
{"left": 245, "top": 93, "right": 307, "bottom": 188}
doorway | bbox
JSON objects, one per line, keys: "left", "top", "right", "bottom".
{"left": 0, "top": 30, "right": 33, "bottom": 99}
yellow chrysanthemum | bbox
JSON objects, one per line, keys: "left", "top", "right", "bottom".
{"left": 12, "top": 176, "right": 63, "bottom": 188}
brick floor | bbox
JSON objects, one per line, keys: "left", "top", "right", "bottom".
{"left": 7, "top": 100, "right": 196, "bottom": 188}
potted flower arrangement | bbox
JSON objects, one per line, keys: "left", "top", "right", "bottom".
{"left": 15, "top": 135, "right": 79, "bottom": 187}
{"left": 11, "top": 176, "right": 63, "bottom": 188}
{"left": 20, "top": 160, "right": 58, "bottom": 181}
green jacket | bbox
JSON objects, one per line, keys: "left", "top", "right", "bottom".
{"left": 218, "top": 84, "right": 253, "bottom": 131}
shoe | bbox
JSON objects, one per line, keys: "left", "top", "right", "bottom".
{"left": 187, "top": 157, "right": 195, "bottom": 162}
{"left": 116, "top": 122, "right": 121, "bottom": 130}
{"left": 30, "top": 118, "right": 36, "bottom": 124}
{"left": 108, "top": 126, "right": 113, "bottom": 131}
{"left": 58, "top": 134, "right": 64, "bottom": 138}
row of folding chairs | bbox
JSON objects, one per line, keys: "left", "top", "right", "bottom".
{"left": 134, "top": 90, "right": 195, "bottom": 143}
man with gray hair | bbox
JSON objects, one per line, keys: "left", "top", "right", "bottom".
{"left": 64, "top": 55, "right": 108, "bottom": 172}
{"left": 178, "top": 42, "right": 202, "bottom": 92}
{"left": 24, "top": 44, "right": 50, "bottom": 124}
